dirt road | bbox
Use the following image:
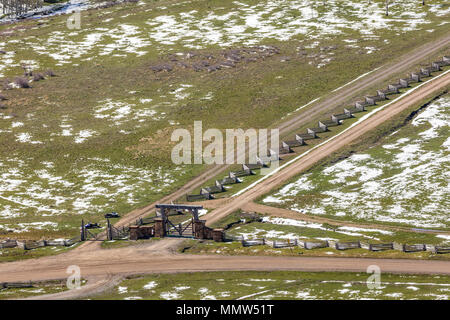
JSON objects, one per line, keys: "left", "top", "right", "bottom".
{"left": 1, "top": 238, "right": 449, "bottom": 285}
{"left": 111, "top": 35, "right": 450, "bottom": 228}
{"left": 203, "top": 72, "right": 450, "bottom": 226}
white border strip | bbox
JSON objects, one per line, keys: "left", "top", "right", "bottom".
{"left": 233, "top": 68, "right": 450, "bottom": 197}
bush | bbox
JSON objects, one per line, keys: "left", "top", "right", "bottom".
{"left": 45, "top": 70, "right": 56, "bottom": 77}
{"left": 33, "top": 73, "right": 45, "bottom": 82}
{"left": 15, "top": 77, "right": 31, "bottom": 88}
{"left": 21, "top": 64, "right": 32, "bottom": 77}
{"left": 0, "top": 93, "right": 7, "bottom": 101}
{"left": 2, "top": 79, "right": 11, "bottom": 90}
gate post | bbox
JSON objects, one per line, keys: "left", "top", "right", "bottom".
{"left": 212, "top": 229, "right": 225, "bottom": 242}
{"left": 106, "top": 218, "right": 112, "bottom": 241}
{"left": 193, "top": 220, "right": 206, "bottom": 239}
{"left": 192, "top": 208, "right": 199, "bottom": 221}
{"left": 80, "top": 219, "right": 85, "bottom": 241}
{"left": 154, "top": 218, "right": 166, "bottom": 238}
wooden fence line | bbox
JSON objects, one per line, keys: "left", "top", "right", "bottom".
{"left": 235, "top": 236, "right": 450, "bottom": 254}
{"left": 0, "top": 238, "right": 79, "bottom": 250}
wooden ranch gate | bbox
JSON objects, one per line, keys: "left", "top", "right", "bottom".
{"left": 155, "top": 204, "right": 203, "bottom": 238}
{"left": 80, "top": 219, "right": 102, "bottom": 241}
{"left": 106, "top": 219, "right": 129, "bottom": 240}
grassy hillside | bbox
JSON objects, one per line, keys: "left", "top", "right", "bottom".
{"left": 0, "top": 0, "right": 449, "bottom": 238}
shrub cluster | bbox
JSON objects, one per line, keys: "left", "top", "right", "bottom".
{"left": 2, "top": 69, "right": 56, "bottom": 90}
{"left": 15, "top": 77, "right": 31, "bottom": 88}
{"left": 45, "top": 69, "right": 56, "bottom": 77}
{"left": 33, "top": 73, "right": 45, "bottom": 81}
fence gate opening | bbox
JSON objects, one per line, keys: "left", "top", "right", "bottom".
{"left": 80, "top": 219, "right": 103, "bottom": 241}
{"left": 155, "top": 204, "right": 203, "bottom": 238}
{"left": 106, "top": 219, "right": 130, "bottom": 240}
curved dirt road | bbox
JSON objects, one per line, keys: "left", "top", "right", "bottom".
{"left": 1, "top": 239, "right": 449, "bottom": 283}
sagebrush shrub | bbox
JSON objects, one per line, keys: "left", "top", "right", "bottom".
{"left": 2, "top": 79, "right": 11, "bottom": 90}
{"left": 45, "top": 70, "right": 56, "bottom": 77}
{"left": 15, "top": 77, "right": 31, "bottom": 88}
{"left": 33, "top": 73, "right": 45, "bottom": 81}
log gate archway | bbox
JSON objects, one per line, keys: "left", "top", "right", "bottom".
{"left": 155, "top": 204, "right": 203, "bottom": 238}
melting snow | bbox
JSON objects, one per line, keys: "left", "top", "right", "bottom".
{"left": 263, "top": 95, "right": 450, "bottom": 228}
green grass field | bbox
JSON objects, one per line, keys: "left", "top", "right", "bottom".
{"left": 0, "top": 279, "right": 87, "bottom": 300}
{"left": 0, "top": 0, "right": 449, "bottom": 240}
{"left": 92, "top": 271, "right": 450, "bottom": 300}
{"left": 0, "top": 241, "right": 81, "bottom": 263}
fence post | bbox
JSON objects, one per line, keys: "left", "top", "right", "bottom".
{"left": 80, "top": 219, "right": 85, "bottom": 241}
{"left": 106, "top": 218, "right": 112, "bottom": 241}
